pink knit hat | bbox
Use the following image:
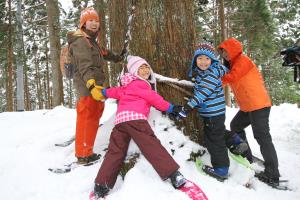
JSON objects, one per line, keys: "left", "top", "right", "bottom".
{"left": 126, "top": 55, "right": 156, "bottom": 84}
{"left": 127, "top": 56, "right": 150, "bottom": 75}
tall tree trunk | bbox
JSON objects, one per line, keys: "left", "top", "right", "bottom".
{"left": 108, "top": 0, "right": 127, "bottom": 86}
{"left": 33, "top": 42, "right": 43, "bottom": 109}
{"left": 218, "top": 0, "right": 231, "bottom": 107}
{"left": 46, "top": 0, "right": 64, "bottom": 107}
{"left": 128, "top": 0, "right": 201, "bottom": 142}
{"left": 44, "top": 30, "right": 51, "bottom": 109}
{"left": 6, "top": 0, "right": 13, "bottom": 111}
{"left": 15, "top": 0, "right": 25, "bottom": 111}
{"left": 24, "top": 69, "right": 30, "bottom": 110}
{"left": 43, "top": 72, "right": 48, "bottom": 109}
{"left": 213, "top": 0, "right": 218, "bottom": 45}
{"left": 95, "top": 0, "right": 109, "bottom": 87}
{"left": 23, "top": 35, "right": 30, "bottom": 111}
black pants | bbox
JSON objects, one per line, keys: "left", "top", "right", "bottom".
{"left": 203, "top": 114, "right": 229, "bottom": 168}
{"left": 230, "top": 107, "right": 280, "bottom": 178}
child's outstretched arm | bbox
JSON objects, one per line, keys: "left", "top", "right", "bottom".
{"left": 103, "top": 86, "right": 125, "bottom": 100}
{"left": 222, "top": 57, "right": 253, "bottom": 85}
{"left": 177, "top": 74, "right": 218, "bottom": 119}
{"left": 131, "top": 81, "right": 172, "bottom": 112}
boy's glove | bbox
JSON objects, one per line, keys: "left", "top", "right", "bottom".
{"left": 86, "top": 79, "right": 105, "bottom": 101}
{"left": 177, "top": 105, "right": 193, "bottom": 120}
{"left": 169, "top": 105, "right": 192, "bottom": 121}
{"left": 168, "top": 105, "right": 184, "bottom": 120}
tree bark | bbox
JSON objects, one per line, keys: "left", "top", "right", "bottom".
{"left": 217, "top": 0, "right": 231, "bottom": 107}
{"left": 6, "top": 0, "right": 14, "bottom": 111}
{"left": 46, "top": 0, "right": 64, "bottom": 107}
{"left": 95, "top": 0, "right": 109, "bottom": 87}
{"left": 127, "top": 0, "right": 202, "bottom": 142}
{"left": 15, "top": 0, "right": 25, "bottom": 111}
{"left": 108, "top": 0, "right": 127, "bottom": 86}
{"left": 44, "top": 34, "right": 51, "bottom": 109}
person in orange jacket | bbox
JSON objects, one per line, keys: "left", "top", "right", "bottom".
{"left": 217, "top": 38, "right": 281, "bottom": 185}
{"left": 69, "top": 7, "right": 125, "bottom": 164}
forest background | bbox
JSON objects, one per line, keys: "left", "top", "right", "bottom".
{"left": 0, "top": 0, "right": 299, "bottom": 141}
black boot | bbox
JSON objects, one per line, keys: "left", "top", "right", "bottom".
{"left": 77, "top": 153, "right": 101, "bottom": 164}
{"left": 94, "top": 184, "right": 109, "bottom": 199}
{"left": 255, "top": 171, "right": 279, "bottom": 184}
{"left": 225, "top": 130, "right": 249, "bottom": 156}
{"left": 169, "top": 171, "right": 186, "bottom": 188}
{"left": 254, "top": 171, "right": 288, "bottom": 190}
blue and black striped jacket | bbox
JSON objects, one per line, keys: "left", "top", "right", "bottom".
{"left": 188, "top": 57, "right": 228, "bottom": 118}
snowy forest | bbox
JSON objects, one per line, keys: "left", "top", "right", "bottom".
{"left": 1, "top": 1, "right": 300, "bottom": 200}
{"left": 0, "top": 0, "right": 299, "bottom": 113}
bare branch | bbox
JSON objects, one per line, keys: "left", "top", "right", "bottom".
{"left": 23, "top": 2, "right": 46, "bottom": 11}
{"left": 31, "top": 16, "right": 48, "bottom": 24}
{"left": 155, "top": 73, "right": 193, "bottom": 96}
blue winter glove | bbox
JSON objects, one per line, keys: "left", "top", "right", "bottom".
{"left": 168, "top": 105, "right": 184, "bottom": 121}
{"left": 172, "top": 104, "right": 193, "bottom": 121}
{"left": 101, "top": 88, "right": 107, "bottom": 98}
{"left": 177, "top": 105, "right": 192, "bottom": 120}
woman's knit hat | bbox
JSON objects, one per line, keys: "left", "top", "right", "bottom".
{"left": 126, "top": 55, "right": 156, "bottom": 84}
{"left": 79, "top": 7, "right": 99, "bottom": 29}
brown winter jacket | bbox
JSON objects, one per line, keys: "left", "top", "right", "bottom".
{"left": 68, "top": 29, "right": 123, "bottom": 97}
{"left": 218, "top": 38, "right": 272, "bottom": 112}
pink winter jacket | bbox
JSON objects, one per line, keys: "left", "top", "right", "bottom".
{"left": 103, "top": 73, "right": 172, "bottom": 118}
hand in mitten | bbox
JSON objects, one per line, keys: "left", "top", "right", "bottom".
{"left": 168, "top": 105, "right": 184, "bottom": 120}
{"left": 86, "top": 79, "right": 106, "bottom": 101}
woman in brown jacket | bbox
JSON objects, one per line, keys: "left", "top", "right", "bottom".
{"left": 218, "top": 38, "right": 281, "bottom": 187}
{"left": 69, "top": 7, "right": 124, "bottom": 164}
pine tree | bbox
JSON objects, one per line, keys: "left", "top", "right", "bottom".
{"left": 23, "top": 0, "right": 50, "bottom": 110}
{"left": 0, "top": 0, "right": 8, "bottom": 112}
{"left": 46, "top": 0, "right": 64, "bottom": 107}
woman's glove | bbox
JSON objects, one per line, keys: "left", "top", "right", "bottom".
{"left": 86, "top": 79, "right": 105, "bottom": 101}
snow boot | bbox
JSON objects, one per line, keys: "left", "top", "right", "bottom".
{"left": 254, "top": 171, "right": 288, "bottom": 190}
{"left": 77, "top": 153, "right": 101, "bottom": 165}
{"left": 226, "top": 131, "right": 249, "bottom": 156}
{"left": 94, "top": 184, "right": 110, "bottom": 199}
{"left": 170, "top": 171, "right": 186, "bottom": 188}
{"left": 202, "top": 165, "right": 228, "bottom": 182}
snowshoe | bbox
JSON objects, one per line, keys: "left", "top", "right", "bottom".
{"left": 77, "top": 153, "right": 101, "bottom": 165}
{"left": 170, "top": 171, "right": 186, "bottom": 188}
{"left": 255, "top": 171, "right": 289, "bottom": 190}
{"left": 202, "top": 165, "right": 228, "bottom": 182}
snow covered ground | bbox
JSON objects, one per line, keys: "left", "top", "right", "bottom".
{"left": 0, "top": 100, "right": 300, "bottom": 200}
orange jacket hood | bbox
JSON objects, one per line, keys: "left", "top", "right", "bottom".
{"left": 219, "top": 38, "right": 271, "bottom": 112}
{"left": 218, "top": 38, "right": 243, "bottom": 62}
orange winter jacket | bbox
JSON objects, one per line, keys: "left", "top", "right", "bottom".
{"left": 218, "top": 38, "right": 271, "bottom": 112}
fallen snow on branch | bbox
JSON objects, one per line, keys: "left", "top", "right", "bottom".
{"left": 154, "top": 73, "right": 194, "bottom": 88}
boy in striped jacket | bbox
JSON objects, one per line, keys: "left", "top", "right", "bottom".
{"left": 176, "top": 43, "right": 234, "bottom": 180}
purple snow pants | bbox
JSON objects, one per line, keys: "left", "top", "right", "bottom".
{"left": 95, "top": 120, "right": 179, "bottom": 188}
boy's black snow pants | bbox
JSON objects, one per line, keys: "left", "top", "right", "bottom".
{"left": 203, "top": 114, "right": 229, "bottom": 168}
{"left": 229, "top": 106, "right": 280, "bottom": 178}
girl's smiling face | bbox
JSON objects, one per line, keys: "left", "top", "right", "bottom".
{"left": 137, "top": 64, "right": 151, "bottom": 80}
